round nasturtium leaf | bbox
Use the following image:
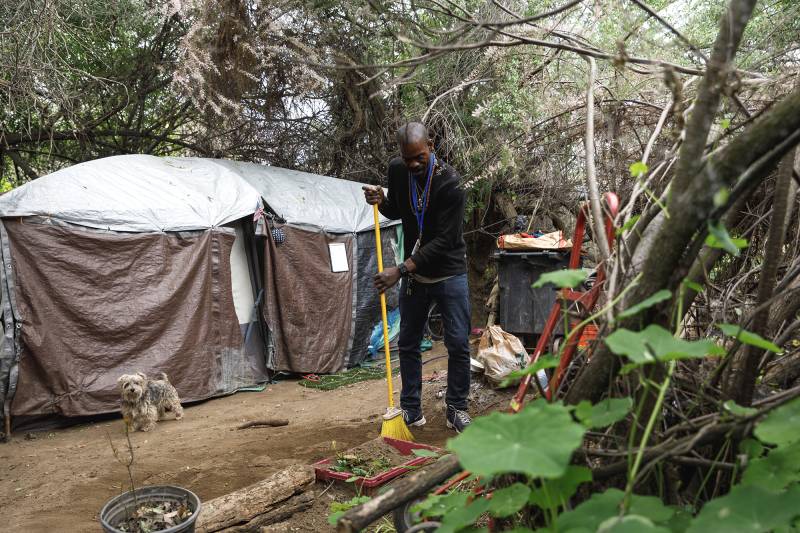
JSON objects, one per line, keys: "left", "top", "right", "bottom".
{"left": 448, "top": 400, "right": 585, "bottom": 479}
{"left": 742, "top": 441, "right": 800, "bottom": 491}
{"left": 575, "top": 397, "right": 633, "bottom": 429}
{"left": 532, "top": 268, "right": 588, "bottom": 289}
{"left": 488, "top": 483, "right": 531, "bottom": 517}
{"left": 556, "top": 489, "right": 675, "bottom": 532}
{"left": 598, "top": 514, "right": 671, "bottom": 533}
{"left": 687, "top": 484, "right": 800, "bottom": 533}
{"left": 754, "top": 397, "right": 800, "bottom": 447}
{"left": 529, "top": 466, "right": 592, "bottom": 510}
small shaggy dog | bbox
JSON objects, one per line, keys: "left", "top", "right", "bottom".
{"left": 118, "top": 372, "right": 184, "bottom": 431}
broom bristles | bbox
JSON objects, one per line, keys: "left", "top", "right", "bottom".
{"left": 381, "top": 408, "right": 414, "bottom": 441}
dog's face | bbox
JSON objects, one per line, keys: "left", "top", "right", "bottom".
{"left": 118, "top": 373, "right": 147, "bottom": 403}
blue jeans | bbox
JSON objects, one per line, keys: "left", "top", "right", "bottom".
{"left": 398, "top": 274, "right": 471, "bottom": 413}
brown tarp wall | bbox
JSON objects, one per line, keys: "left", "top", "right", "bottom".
{"left": 263, "top": 225, "right": 353, "bottom": 373}
{"left": 5, "top": 221, "right": 246, "bottom": 417}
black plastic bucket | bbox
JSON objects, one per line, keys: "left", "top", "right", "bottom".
{"left": 100, "top": 485, "right": 201, "bottom": 533}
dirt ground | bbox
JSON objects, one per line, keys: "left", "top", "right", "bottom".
{"left": 0, "top": 344, "right": 513, "bottom": 532}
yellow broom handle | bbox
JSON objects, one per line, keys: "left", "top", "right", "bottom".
{"left": 374, "top": 203, "right": 396, "bottom": 408}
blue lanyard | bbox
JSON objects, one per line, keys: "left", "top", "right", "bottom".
{"left": 409, "top": 153, "right": 435, "bottom": 236}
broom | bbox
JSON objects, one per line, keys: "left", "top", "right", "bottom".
{"left": 373, "top": 203, "right": 414, "bottom": 442}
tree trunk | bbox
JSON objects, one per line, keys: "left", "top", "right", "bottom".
{"left": 769, "top": 277, "right": 800, "bottom": 335}
{"left": 566, "top": 78, "right": 800, "bottom": 405}
{"left": 724, "top": 146, "right": 797, "bottom": 404}
{"left": 568, "top": 9, "right": 778, "bottom": 384}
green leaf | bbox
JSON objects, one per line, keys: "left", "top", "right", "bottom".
{"left": 328, "top": 511, "right": 345, "bottom": 525}
{"left": 713, "top": 187, "right": 730, "bottom": 207}
{"left": 575, "top": 398, "right": 633, "bottom": 429}
{"left": 533, "top": 269, "right": 588, "bottom": 289}
{"left": 705, "top": 234, "right": 749, "bottom": 253}
{"left": 605, "top": 325, "right": 725, "bottom": 366}
{"left": 328, "top": 496, "right": 371, "bottom": 525}
{"left": 411, "top": 448, "right": 440, "bottom": 458}
{"left": 630, "top": 161, "right": 649, "bottom": 178}
{"left": 742, "top": 440, "right": 800, "bottom": 491}
{"left": 628, "top": 494, "right": 676, "bottom": 523}
{"left": 617, "top": 290, "right": 672, "bottom": 320}
{"left": 598, "top": 515, "right": 671, "bottom": 533}
{"left": 754, "top": 397, "right": 800, "bottom": 446}
{"left": 739, "top": 438, "right": 764, "bottom": 460}
{"left": 501, "top": 354, "right": 558, "bottom": 386}
{"left": 723, "top": 400, "right": 758, "bottom": 418}
{"left": 555, "top": 488, "right": 623, "bottom": 531}
{"left": 706, "top": 221, "right": 747, "bottom": 256}
{"left": 555, "top": 489, "right": 675, "bottom": 532}
{"left": 529, "top": 466, "right": 592, "bottom": 511}
{"left": 682, "top": 279, "right": 704, "bottom": 293}
{"left": 720, "top": 118, "right": 731, "bottom": 130}
{"left": 687, "top": 484, "right": 800, "bottom": 533}
{"left": 488, "top": 483, "right": 531, "bottom": 517}
{"left": 415, "top": 491, "right": 468, "bottom": 518}
{"left": 448, "top": 400, "right": 585, "bottom": 478}
{"left": 616, "top": 215, "right": 641, "bottom": 236}
{"left": 718, "top": 324, "right": 782, "bottom": 353}
{"left": 436, "top": 497, "right": 491, "bottom": 533}
{"left": 667, "top": 509, "right": 693, "bottom": 533}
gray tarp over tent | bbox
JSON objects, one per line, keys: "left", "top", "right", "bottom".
{"left": 0, "top": 155, "right": 401, "bottom": 428}
{"left": 0, "top": 155, "right": 269, "bottom": 427}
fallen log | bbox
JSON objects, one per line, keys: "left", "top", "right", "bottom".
{"left": 196, "top": 464, "right": 315, "bottom": 533}
{"left": 236, "top": 419, "right": 290, "bottom": 430}
{"left": 259, "top": 522, "right": 291, "bottom": 533}
{"left": 225, "top": 492, "right": 314, "bottom": 532}
{"left": 337, "top": 454, "right": 461, "bottom": 533}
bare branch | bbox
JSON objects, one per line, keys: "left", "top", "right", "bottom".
{"left": 583, "top": 56, "right": 611, "bottom": 262}
{"left": 422, "top": 78, "right": 493, "bottom": 123}
{"left": 627, "top": 0, "right": 708, "bottom": 64}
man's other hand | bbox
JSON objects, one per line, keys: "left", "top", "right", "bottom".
{"left": 374, "top": 267, "right": 401, "bottom": 292}
{"left": 362, "top": 185, "right": 385, "bottom": 206}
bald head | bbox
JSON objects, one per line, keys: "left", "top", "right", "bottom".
{"left": 396, "top": 122, "right": 429, "bottom": 147}
{"left": 396, "top": 122, "right": 434, "bottom": 177}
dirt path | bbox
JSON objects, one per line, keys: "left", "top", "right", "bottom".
{"left": 0, "top": 345, "right": 512, "bottom": 532}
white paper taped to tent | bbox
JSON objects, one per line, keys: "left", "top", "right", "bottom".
{"left": 0, "top": 155, "right": 264, "bottom": 232}
{"left": 220, "top": 160, "right": 398, "bottom": 233}
{"left": 328, "top": 243, "right": 349, "bottom": 272}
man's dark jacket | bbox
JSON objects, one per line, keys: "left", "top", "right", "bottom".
{"left": 378, "top": 157, "right": 467, "bottom": 278}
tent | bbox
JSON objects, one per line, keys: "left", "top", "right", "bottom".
{"left": 0, "top": 155, "right": 399, "bottom": 430}
{"left": 222, "top": 161, "right": 402, "bottom": 374}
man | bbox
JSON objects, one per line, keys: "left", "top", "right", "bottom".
{"left": 363, "top": 122, "right": 472, "bottom": 433}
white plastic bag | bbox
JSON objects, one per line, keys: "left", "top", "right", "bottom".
{"left": 476, "top": 325, "right": 526, "bottom": 387}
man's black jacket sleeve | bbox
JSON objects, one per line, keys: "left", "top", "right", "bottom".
{"left": 377, "top": 175, "right": 401, "bottom": 220}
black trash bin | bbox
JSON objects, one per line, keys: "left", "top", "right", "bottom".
{"left": 493, "top": 250, "right": 571, "bottom": 339}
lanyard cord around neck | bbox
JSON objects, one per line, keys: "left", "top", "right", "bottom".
{"left": 409, "top": 153, "right": 436, "bottom": 238}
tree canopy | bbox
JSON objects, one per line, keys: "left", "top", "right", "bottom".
{"left": 3, "top": 0, "right": 800, "bottom": 530}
